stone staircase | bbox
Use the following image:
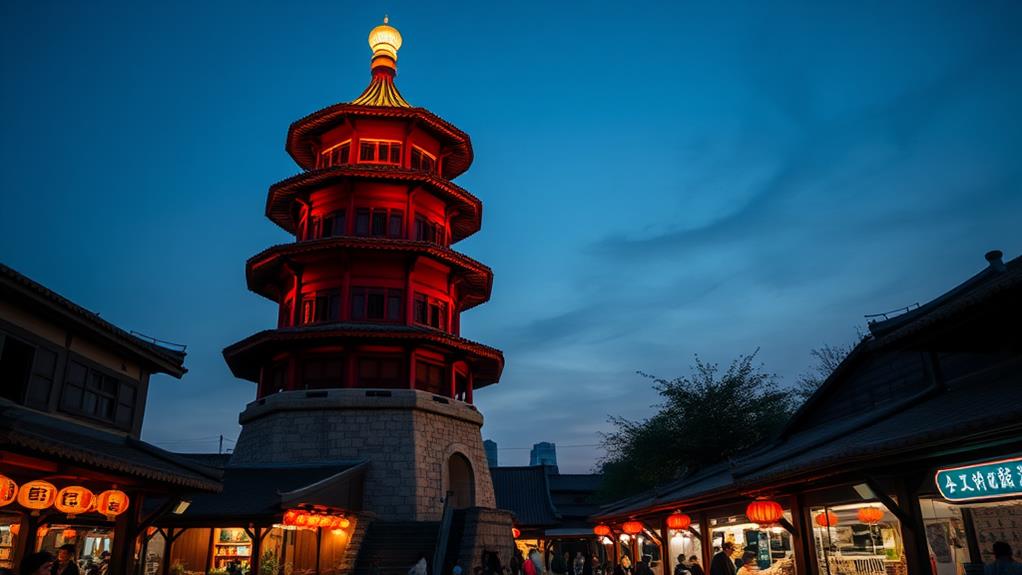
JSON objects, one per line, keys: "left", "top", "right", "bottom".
{"left": 352, "top": 521, "right": 441, "bottom": 575}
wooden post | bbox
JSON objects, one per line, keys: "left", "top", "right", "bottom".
{"left": 162, "top": 528, "right": 180, "bottom": 575}
{"left": 894, "top": 475, "right": 931, "bottom": 575}
{"left": 112, "top": 492, "right": 143, "bottom": 575}
{"left": 789, "top": 493, "right": 816, "bottom": 575}
{"left": 699, "top": 513, "right": 712, "bottom": 574}
{"left": 659, "top": 516, "right": 672, "bottom": 575}
{"left": 314, "top": 527, "right": 323, "bottom": 574}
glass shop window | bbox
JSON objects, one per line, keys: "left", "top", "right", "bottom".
{"left": 917, "top": 493, "right": 1022, "bottom": 573}
{"left": 359, "top": 139, "right": 402, "bottom": 165}
{"left": 709, "top": 510, "right": 796, "bottom": 574}
{"left": 809, "top": 503, "right": 904, "bottom": 575}
{"left": 317, "top": 140, "right": 351, "bottom": 168}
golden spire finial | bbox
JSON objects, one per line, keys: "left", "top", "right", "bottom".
{"left": 368, "top": 16, "right": 402, "bottom": 71}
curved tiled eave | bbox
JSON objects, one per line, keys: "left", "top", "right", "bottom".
{"left": 222, "top": 325, "right": 504, "bottom": 386}
{"left": 286, "top": 104, "right": 473, "bottom": 179}
{"left": 265, "top": 165, "right": 483, "bottom": 242}
{"left": 245, "top": 237, "right": 493, "bottom": 310}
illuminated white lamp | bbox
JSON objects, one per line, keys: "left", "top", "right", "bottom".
{"left": 619, "top": 533, "right": 630, "bottom": 543}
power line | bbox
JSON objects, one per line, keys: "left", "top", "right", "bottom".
{"left": 496, "top": 443, "right": 602, "bottom": 451}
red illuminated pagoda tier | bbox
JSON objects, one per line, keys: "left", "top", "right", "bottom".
{"left": 224, "top": 18, "right": 503, "bottom": 402}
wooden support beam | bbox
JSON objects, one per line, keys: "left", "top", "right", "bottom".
{"left": 893, "top": 475, "right": 931, "bottom": 575}
{"left": 778, "top": 517, "right": 798, "bottom": 538}
{"left": 659, "top": 516, "right": 672, "bottom": 575}
{"left": 865, "top": 478, "right": 913, "bottom": 526}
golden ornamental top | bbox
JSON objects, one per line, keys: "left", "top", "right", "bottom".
{"left": 369, "top": 16, "right": 402, "bottom": 66}
{"left": 351, "top": 16, "right": 411, "bottom": 107}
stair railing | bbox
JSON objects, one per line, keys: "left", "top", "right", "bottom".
{"left": 433, "top": 491, "right": 455, "bottom": 575}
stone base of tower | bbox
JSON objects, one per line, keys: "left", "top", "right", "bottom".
{"left": 230, "top": 388, "right": 496, "bottom": 521}
{"left": 448, "top": 508, "right": 516, "bottom": 573}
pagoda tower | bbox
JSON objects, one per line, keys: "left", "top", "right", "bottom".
{"left": 223, "top": 17, "right": 506, "bottom": 533}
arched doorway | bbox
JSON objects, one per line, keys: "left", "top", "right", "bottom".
{"left": 447, "top": 453, "right": 475, "bottom": 509}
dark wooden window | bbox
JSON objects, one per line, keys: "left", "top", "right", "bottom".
{"left": 413, "top": 293, "right": 448, "bottom": 331}
{"left": 60, "top": 359, "right": 137, "bottom": 428}
{"left": 358, "top": 356, "right": 404, "bottom": 388}
{"left": 318, "top": 141, "right": 351, "bottom": 168}
{"left": 415, "top": 361, "right": 445, "bottom": 395}
{"left": 302, "top": 357, "right": 344, "bottom": 389}
{"left": 414, "top": 215, "right": 444, "bottom": 245}
{"left": 351, "top": 287, "right": 403, "bottom": 321}
{"left": 0, "top": 331, "right": 57, "bottom": 409}
{"left": 410, "top": 147, "right": 436, "bottom": 173}
{"left": 301, "top": 290, "right": 340, "bottom": 325}
{"left": 358, "top": 140, "right": 401, "bottom": 165}
{"left": 321, "top": 210, "right": 345, "bottom": 238}
{"left": 269, "top": 361, "right": 288, "bottom": 394}
{"left": 355, "top": 208, "right": 403, "bottom": 238}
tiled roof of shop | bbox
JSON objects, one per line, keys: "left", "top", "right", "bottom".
{"left": 0, "top": 400, "right": 221, "bottom": 491}
{"left": 491, "top": 466, "right": 560, "bottom": 526}
{"left": 161, "top": 462, "right": 364, "bottom": 522}
{"left": 0, "top": 263, "right": 187, "bottom": 376}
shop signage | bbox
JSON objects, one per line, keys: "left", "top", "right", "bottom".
{"left": 936, "top": 456, "right": 1022, "bottom": 502}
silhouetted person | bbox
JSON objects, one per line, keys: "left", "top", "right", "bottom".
{"left": 634, "top": 555, "right": 654, "bottom": 575}
{"left": 986, "top": 542, "right": 1022, "bottom": 575}
{"left": 709, "top": 542, "right": 736, "bottom": 575}
{"left": 51, "top": 545, "right": 80, "bottom": 575}
{"left": 20, "top": 552, "right": 54, "bottom": 575}
{"left": 687, "top": 556, "right": 705, "bottom": 575}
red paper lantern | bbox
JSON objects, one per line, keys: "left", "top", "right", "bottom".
{"left": 746, "top": 499, "right": 784, "bottom": 526}
{"left": 294, "top": 512, "right": 310, "bottom": 527}
{"left": 666, "top": 513, "right": 691, "bottom": 530}
{"left": 622, "top": 521, "right": 643, "bottom": 535}
{"left": 593, "top": 524, "right": 611, "bottom": 537}
{"left": 54, "top": 486, "right": 95, "bottom": 518}
{"left": 17, "top": 480, "right": 57, "bottom": 513}
{"left": 857, "top": 507, "right": 885, "bottom": 525}
{"left": 512, "top": 527, "right": 521, "bottom": 539}
{"left": 815, "top": 511, "right": 839, "bottom": 528}
{"left": 339, "top": 517, "right": 351, "bottom": 529}
{"left": 283, "top": 509, "right": 299, "bottom": 525}
{"left": 95, "top": 489, "right": 130, "bottom": 519}
{"left": 0, "top": 475, "right": 17, "bottom": 507}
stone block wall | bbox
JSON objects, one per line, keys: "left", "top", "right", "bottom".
{"left": 230, "top": 389, "right": 495, "bottom": 521}
{"left": 452, "top": 508, "right": 516, "bottom": 572}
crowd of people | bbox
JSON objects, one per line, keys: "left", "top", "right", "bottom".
{"left": 2, "top": 544, "right": 109, "bottom": 575}
{"left": 446, "top": 549, "right": 704, "bottom": 575}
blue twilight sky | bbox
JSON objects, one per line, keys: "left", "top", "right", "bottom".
{"left": 2, "top": 2, "right": 1021, "bottom": 472}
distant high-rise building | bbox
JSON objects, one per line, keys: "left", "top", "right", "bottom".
{"left": 530, "top": 442, "right": 558, "bottom": 467}
{"left": 484, "top": 440, "right": 498, "bottom": 467}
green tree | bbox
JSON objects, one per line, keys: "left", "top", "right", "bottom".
{"left": 598, "top": 351, "right": 796, "bottom": 500}
{"left": 794, "top": 344, "right": 852, "bottom": 402}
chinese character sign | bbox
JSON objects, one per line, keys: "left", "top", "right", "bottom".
{"left": 936, "top": 457, "right": 1022, "bottom": 502}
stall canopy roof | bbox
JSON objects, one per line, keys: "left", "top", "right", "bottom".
{"left": 158, "top": 457, "right": 367, "bottom": 524}
{"left": 0, "top": 399, "right": 222, "bottom": 491}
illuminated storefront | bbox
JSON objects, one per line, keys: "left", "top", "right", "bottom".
{"left": 596, "top": 251, "right": 1022, "bottom": 575}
